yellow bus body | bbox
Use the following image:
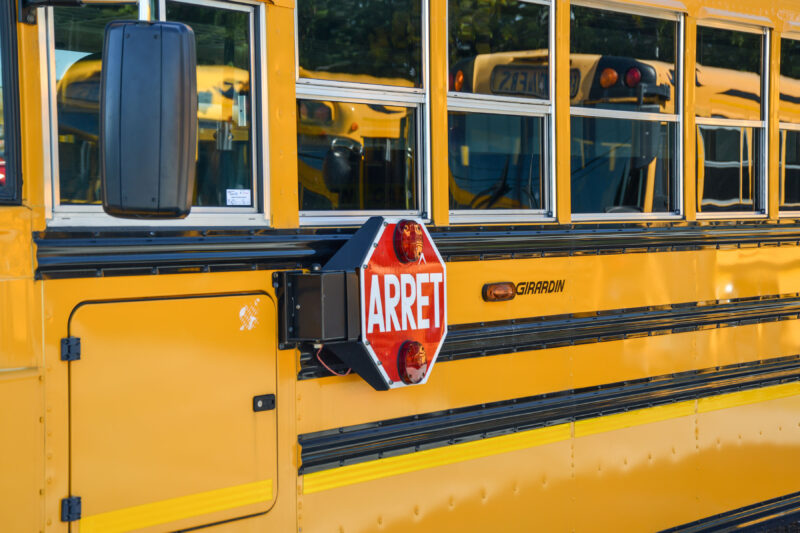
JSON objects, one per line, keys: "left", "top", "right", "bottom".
{"left": 5, "top": 0, "right": 800, "bottom": 532}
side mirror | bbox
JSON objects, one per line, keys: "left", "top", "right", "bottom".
{"left": 101, "top": 21, "right": 197, "bottom": 218}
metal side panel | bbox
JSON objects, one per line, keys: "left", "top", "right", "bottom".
{"left": 68, "top": 293, "right": 277, "bottom": 533}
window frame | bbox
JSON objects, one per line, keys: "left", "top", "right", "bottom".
{"left": 777, "top": 33, "right": 800, "bottom": 216}
{"left": 0, "top": 0, "right": 21, "bottom": 205}
{"left": 694, "top": 20, "right": 769, "bottom": 219}
{"left": 446, "top": 0, "right": 555, "bottom": 224}
{"left": 294, "top": 0, "right": 431, "bottom": 226}
{"left": 42, "top": 0, "right": 270, "bottom": 228}
{"left": 569, "top": 1, "right": 684, "bottom": 222}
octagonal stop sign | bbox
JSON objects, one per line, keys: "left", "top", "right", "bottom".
{"left": 322, "top": 216, "right": 447, "bottom": 390}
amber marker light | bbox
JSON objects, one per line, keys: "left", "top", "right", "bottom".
{"left": 482, "top": 282, "right": 516, "bottom": 302}
{"left": 398, "top": 341, "right": 428, "bottom": 384}
{"left": 394, "top": 219, "right": 424, "bottom": 263}
{"left": 454, "top": 70, "right": 465, "bottom": 91}
{"left": 599, "top": 68, "right": 618, "bottom": 88}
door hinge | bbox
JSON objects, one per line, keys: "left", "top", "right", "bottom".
{"left": 60, "top": 337, "right": 81, "bottom": 361}
{"left": 60, "top": 496, "right": 81, "bottom": 522}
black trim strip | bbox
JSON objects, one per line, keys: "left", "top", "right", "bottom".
{"left": 662, "top": 490, "right": 800, "bottom": 532}
{"left": 298, "top": 293, "right": 800, "bottom": 379}
{"left": 34, "top": 221, "right": 800, "bottom": 279}
{"left": 298, "top": 356, "right": 800, "bottom": 474}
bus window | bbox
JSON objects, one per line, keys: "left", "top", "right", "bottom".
{"left": 448, "top": 112, "right": 545, "bottom": 210}
{"left": 297, "top": 99, "right": 417, "bottom": 211}
{"left": 296, "top": 0, "right": 425, "bottom": 219}
{"left": 297, "top": 0, "right": 421, "bottom": 88}
{"left": 569, "top": 5, "right": 679, "bottom": 216}
{"left": 165, "top": 1, "right": 255, "bottom": 209}
{"left": 779, "top": 38, "right": 800, "bottom": 212}
{"left": 571, "top": 117, "right": 675, "bottom": 214}
{"left": 695, "top": 26, "right": 764, "bottom": 214}
{"left": 50, "top": 1, "right": 261, "bottom": 214}
{"left": 447, "top": 0, "right": 551, "bottom": 218}
{"left": 52, "top": 5, "right": 137, "bottom": 206}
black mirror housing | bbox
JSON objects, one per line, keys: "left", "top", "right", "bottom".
{"left": 101, "top": 21, "right": 197, "bottom": 219}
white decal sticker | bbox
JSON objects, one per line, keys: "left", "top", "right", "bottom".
{"left": 227, "top": 189, "right": 251, "bottom": 206}
{"left": 239, "top": 298, "right": 261, "bottom": 331}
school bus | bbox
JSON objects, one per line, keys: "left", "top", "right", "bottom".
{"left": 6, "top": 0, "right": 800, "bottom": 532}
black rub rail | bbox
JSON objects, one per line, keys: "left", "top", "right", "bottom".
{"left": 662, "top": 490, "right": 800, "bottom": 532}
{"left": 34, "top": 220, "right": 800, "bottom": 279}
{"left": 298, "top": 356, "right": 800, "bottom": 475}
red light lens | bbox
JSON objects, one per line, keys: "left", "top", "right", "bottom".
{"left": 398, "top": 341, "right": 428, "bottom": 384}
{"left": 394, "top": 220, "right": 424, "bottom": 263}
{"left": 625, "top": 67, "right": 642, "bottom": 88}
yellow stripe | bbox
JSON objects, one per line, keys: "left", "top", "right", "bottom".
{"left": 303, "top": 381, "right": 800, "bottom": 495}
{"left": 697, "top": 381, "right": 800, "bottom": 413}
{"left": 79, "top": 479, "right": 272, "bottom": 533}
{"left": 303, "top": 424, "right": 571, "bottom": 494}
{"left": 574, "top": 400, "right": 696, "bottom": 438}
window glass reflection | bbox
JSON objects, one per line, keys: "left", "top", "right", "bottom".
{"left": 448, "top": 0, "right": 549, "bottom": 99}
{"left": 570, "top": 6, "right": 676, "bottom": 113}
{"left": 780, "top": 130, "right": 800, "bottom": 210}
{"left": 696, "top": 27, "right": 762, "bottom": 121}
{"left": 696, "top": 125, "right": 761, "bottom": 212}
{"left": 53, "top": 5, "right": 137, "bottom": 204}
{"left": 570, "top": 117, "right": 675, "bottom": 214}
{"left": 297, "top": 99, "right": 417, "bottom": 211}
{"left": 297, "top": 0, "right": 421, "bottom": 88}
{"left": 54, "top": 4, "right": 254, "bottom": 208}
{"left": 448, "top": 112, "right": 544, "bottom": 210}
{"left": 166, "top": 1, "right": 253, "bottom": 208}
{"left": 779, "top": 38, "right": 800, "bottom": 124}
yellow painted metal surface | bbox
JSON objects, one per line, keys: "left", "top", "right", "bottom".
{"left": 37, "top": 273, "right": 298, "bottom": 532}
{"left": 297, "top": 317, "right": 800, "bottom": 435}
{"left": 79, "top": 480, "right": 273, "bottom": 533}
{"left": 267, "top": 1, "right": 300, "bottom": 228}
{"left": 300, "top": 384, "right": 800, "bottom": 532}
{"left": 3, "top": 0, "right": 800, "bottom": 531}
{"left": 445, "top": 245, "right": 800, "bottom": 325}
{"left": 0, "top": 371, "right": 44, "bottom": 533}
{"left": 69, "top": 295, "right": 277, "bottom": 532}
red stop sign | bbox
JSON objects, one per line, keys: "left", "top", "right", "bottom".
{"left": 360, "top": 219, "right": 447, "bottom": 388}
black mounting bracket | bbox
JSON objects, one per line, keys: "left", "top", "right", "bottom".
{"left": 275, "top": 269, "right": 360, "bottom": 349}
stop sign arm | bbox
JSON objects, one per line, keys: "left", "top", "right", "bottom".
{"left": 277, "top": 216, "right": 446, "bottom": 391}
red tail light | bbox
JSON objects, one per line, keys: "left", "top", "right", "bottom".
{"left": 398, "top": 341, "right": 428, "bottom": 384}
{"left": 599, "top": 68, "right": 618, "bottom": 88}
{"left": 394, "top": 220, "right": 424, "bottom": 263}
{"left": 449, "top": 72, "right": 454, "bottom": 91}
{"left": 625, "top": 67, "right": 642, "bottom": 88}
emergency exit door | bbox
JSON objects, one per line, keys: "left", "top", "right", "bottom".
{"left": 66, "top": 293, "right": 277, "bottom": 532}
